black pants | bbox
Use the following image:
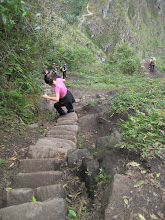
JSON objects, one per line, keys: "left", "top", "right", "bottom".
{"left": 54, "top": 90, "right": 75, "bottom": 115}
{"left": 62, "top": 71, "right": 67, "bottom": 79}
{"left": 149, "top": 65, "right": 155, "bottom": 72}
{"left": 152, "top": 65, "right": 155, "bottom": 71}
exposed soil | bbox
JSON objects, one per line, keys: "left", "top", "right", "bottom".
{"left": 0, "top": 65, "right": 165, "bottom": 219}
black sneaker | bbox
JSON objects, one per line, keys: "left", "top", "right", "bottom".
{"left": 59, "top": 112, "right": 67, "bottom": 116}
{"left": 67, "top": 109, "right": 74, "bottom": 113}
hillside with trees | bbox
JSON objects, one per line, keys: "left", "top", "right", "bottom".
{"left": 0, "top": 0, "right": 165, "bottom": 219}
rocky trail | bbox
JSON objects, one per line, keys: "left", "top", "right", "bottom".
{"left": 0, "top": 68, "right": 165, "bottom": 219}
{"left": 78, "top": 3, "right": 94, "bottom": 31}
{"left": 0, "top": 79, "right": 80, "bottom": 219}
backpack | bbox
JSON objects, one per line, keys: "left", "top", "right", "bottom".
{"left": 60, "top": 66, "right": 63, "bottom": 72}
{"left": 151, "top": 59, "right": 155, "bottom": 65}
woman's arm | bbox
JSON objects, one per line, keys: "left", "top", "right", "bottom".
{"left": 42, "top": 92, "right": 60, "bottom": 102}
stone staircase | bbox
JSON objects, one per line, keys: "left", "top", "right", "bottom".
{"left": 0, "top": 109, "right": 79, "bottom": 219}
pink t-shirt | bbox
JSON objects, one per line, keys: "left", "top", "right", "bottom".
{"left": 54, "top": 78, "right": 67, "bottom": 98}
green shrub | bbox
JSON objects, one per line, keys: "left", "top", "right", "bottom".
{"left": 119, "top": 58, "right": 137, "bottom": 74}
{"left": 160, "top": 64, "right": 165, "bottom": 72}
{"left": 116, "top": 109, "right": 165, "bottom": 158}
{"left": 108, "top": 79, "right": 165, "bottom": 114}
{"left": 108, "top": 79, "right": 165, "bottom": 158}
{"left": 0, "top": 0, "right": 31, "bottom": 32}
{"left": 108, "top": 43, "right": 141, "bottom": 75}
{"left": 0, "top": 158, "right": 5, "bottom": 168}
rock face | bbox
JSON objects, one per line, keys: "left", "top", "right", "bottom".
{"left": 83, "top": 0, "right": 165, "bottom": 55}
{"left": 95, "top": 131, "right": 125, "bottom": 175}
{"left": 104, "top": 174, "right": 134, "bottom": 220}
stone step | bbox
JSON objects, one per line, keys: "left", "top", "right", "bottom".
{"left": 46, "top": 134, "right": 77, "bottom": 144}
{"left": 57, "top": 113, "right": 78, "bottom": 123}
{"left": 54, "top": 125, "right": 79, "bottom": 133}
{"left": 35, "top": 137, "right": 76, "bottom": 149}
{"left": 56, "top": 120, "right": 78, "bottom": 125}
{"left": 28, "top": 144, "right": 73, "bottom": 159}
{"left": 7, "top": 184, "right": 65, "bottom": 206}
{"left": 46, "top": 129, "right": 77, "bottom": 137}
{"left": 57, "top": 112, "right": 78, "bottom": 121}
{"left": 18, "top": 158, "right": 64, "bottom": 173}
{"left": 28, "top": 137, "right": 76, "bottom": 159}
{"left": 11, "top": 171, "right": 63, "bottom": 188}
{"left": 7, "top": 188, "right": 34, "bottom": 206}
{"left": 35, "top": 184, "right": 65, "bottom": 202}
{"left": 0, "top": 198, "right": 66, "bottom": 220}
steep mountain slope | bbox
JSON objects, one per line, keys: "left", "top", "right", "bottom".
{"left": 81, "top": 0, "right": 165, "bottom": 57}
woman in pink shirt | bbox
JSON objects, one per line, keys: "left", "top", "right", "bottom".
{"left": 42, "top": 75, "right": 75, "bottom": 116}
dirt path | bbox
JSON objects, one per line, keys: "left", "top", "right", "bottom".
{"left": 141, "top": 60, "right": 165, "bottom": 78}
{"left": 78, "top": 3, "right": 94, "bottom": 31}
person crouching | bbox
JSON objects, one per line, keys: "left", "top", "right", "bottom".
{"left": 42, "top": 75, "right": 75, "bottom": 116}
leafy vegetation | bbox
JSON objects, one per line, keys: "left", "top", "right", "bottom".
{"left": 107, "top": 79, "right": 165, "bottom": 158}
{"left": 67, "top": 201, "right": 93, "bottom": 220}
{"left": 0, "top": 0, "right": 45, "bottom": 125}
{"left": 58, "top": 0, "right": 88, "bottom": 24}
{"left": 67, "top": 206, "right": 80, "bottom": 220}
{"left": 107, "top": 43, "right": 141, "bottom": 75}
{"left": 116, "top": 108, "right": 165, "bottom": 158}
{"left": 0, "top": 158, "right": 5, "bottom": 168}
{"left": 95, "top": 167, "right": 111, "bottom": 189}
{"left": 0, "top": 0, "right": 30, "bottom": 32}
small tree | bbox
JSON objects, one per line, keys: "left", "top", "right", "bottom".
{"left": 108, "top": 43, "right": 141, "bottom": 74}
{"left": 0, "top": 0, "right": 30, "bottom": 32}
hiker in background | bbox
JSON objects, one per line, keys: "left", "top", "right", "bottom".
{"left": 61, "top": 63, "right": 67, "bottom": 79}
{"left": 42, "top": 74, "right": 75, "bottom": 116}
{"left": 52, "top": 62, "right": 58, "bottom": 75}
{"left": 149, "top": 55, "right": 156, "bottom": 72}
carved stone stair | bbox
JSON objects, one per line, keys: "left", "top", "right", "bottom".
{"left": 0, "top": 112, "right": 79, "bottom": 220}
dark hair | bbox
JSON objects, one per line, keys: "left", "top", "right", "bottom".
{"left": 44, "top": 74, "right": 53, "bottom": 85}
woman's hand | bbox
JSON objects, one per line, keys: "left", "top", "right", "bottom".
{"left": 42, "top": 93, "right": 59, "bottom": 102}
{"left": 42, "top": 93, "right": 48, "bottom": 99}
